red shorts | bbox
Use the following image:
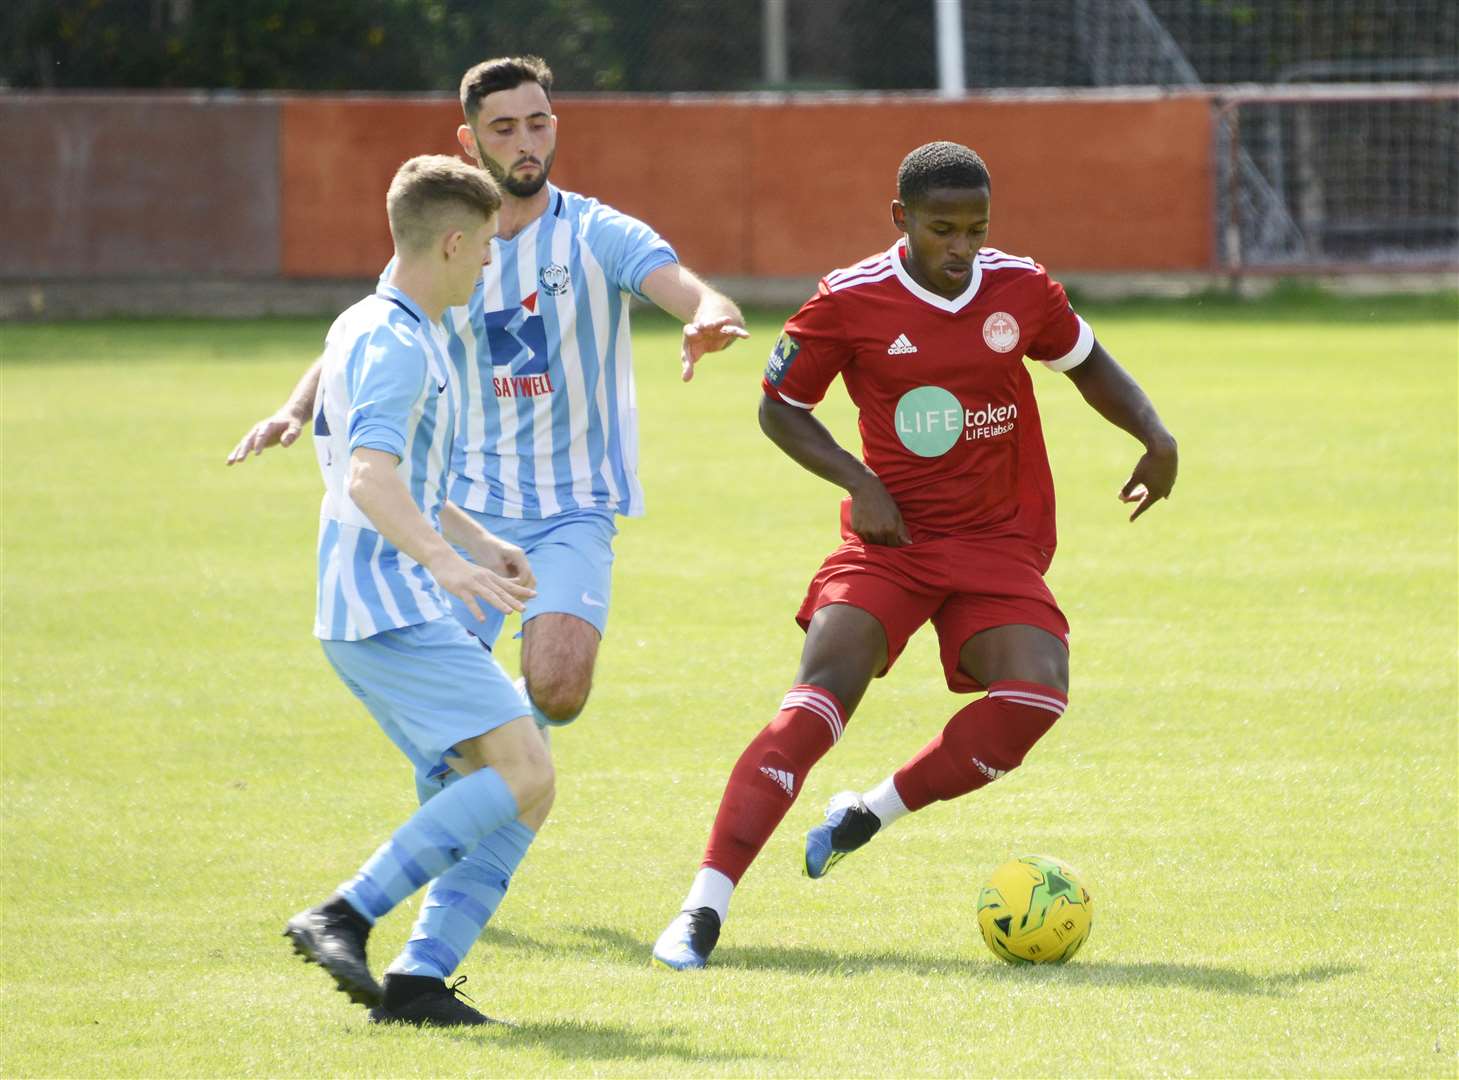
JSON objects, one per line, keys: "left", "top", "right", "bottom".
{"left": 795, "top": 535, "right": 1069, "bottom": 693}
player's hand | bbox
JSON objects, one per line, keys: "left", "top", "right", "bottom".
{"left": 680, "top": 317, "right": 750, "bottom": 382}
{"left": 1119, "top": 438, "right": 1178, "bottom": 521}
{"left": 428, "top": 553, "right": 536, "bottom": 621}
{"left": 849, "top": 474, "right": 912, "bottom": 547}
{"left": 226, "top": 411, "right": 305, "bottom": 465}
{"left": 465, "top": 535, "right": 536, "bottom": 591}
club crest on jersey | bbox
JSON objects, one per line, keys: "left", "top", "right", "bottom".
{"left": 983, "top": 311, "right": 1020, "bottom": 353}
{"left": 538, "top": 262, "right": 571, "bottom": 296}
{"left": 765, "top": 332, "right": 800, "bottom": 386}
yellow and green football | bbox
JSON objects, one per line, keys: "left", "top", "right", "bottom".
{"left": 976, "top": 854, "right": 1092, "bottom": 964}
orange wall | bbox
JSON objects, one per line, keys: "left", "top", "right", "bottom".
{"left": 0, "top": 95, "right": 280, "bottom": 276}
{"left": 279, "top": 94, "right": 1214, "bottom": 279}
{"left": 280, "top": 99, "right": 461, "bottom": 278}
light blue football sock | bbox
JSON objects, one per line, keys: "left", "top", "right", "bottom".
{"left": 336, "top": 766, "right": 518, "bottom": 923}
{"left": 387, "top": 819, "right": 537, "bottom": 979}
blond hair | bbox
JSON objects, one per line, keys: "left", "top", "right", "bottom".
{"left": 386, "top": 154, "right": 501, "bottom": 254}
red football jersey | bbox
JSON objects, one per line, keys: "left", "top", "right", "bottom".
{"left": 762, "top": 240, "right": 1093, "bottom": 563}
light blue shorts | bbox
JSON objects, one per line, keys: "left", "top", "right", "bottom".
{"left": 321, "top": 617, "right": 530, "bottom": 780}
{"left": 449, "top": 507, "right": 618, "bottom": 649}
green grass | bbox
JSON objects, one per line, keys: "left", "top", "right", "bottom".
{"left": 2, "top": 294, "right": 1456, "bottom": 1077}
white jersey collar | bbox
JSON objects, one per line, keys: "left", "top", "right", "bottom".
{"left": 889, "top": 238, "right": 982, "bottom": 313}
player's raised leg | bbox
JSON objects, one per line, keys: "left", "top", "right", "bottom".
{"left": 520, "top": 612, "right": 600, "bottom": 725}
{"left": 652, "top": 603, "right": 885, "bottom": 970}
{"left": 455, "top": 507, "right": 616, "bottom": 728}
{"left": 806, "top": 623, "right": 1069, "bottom": 878}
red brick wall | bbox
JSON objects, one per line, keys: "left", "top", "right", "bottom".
{"left": 1, "top": 92, "right": 1215, "bottom": 282}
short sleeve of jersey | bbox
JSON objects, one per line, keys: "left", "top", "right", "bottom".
{"left": 346, "top": 323, "right": 426, "bottom": 460}
{"left": 322, "top": 311, "right": 348, "bottom": 351}
{"left": 1024, "top": 267, "right": 1094, "bottom": 373}
{"left": 761, "top": 284, "right": 854, "bottom": 410}
{"left": 581, "top": 201, "right": 679, "bottom": 300}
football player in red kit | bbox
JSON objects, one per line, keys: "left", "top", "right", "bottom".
{"left": 653, "top": 141, "right": 1178, "bottom": 969}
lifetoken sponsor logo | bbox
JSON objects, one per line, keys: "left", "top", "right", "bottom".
{"left": 963, "top": 401, "right": 1018, "bottom": 441}
{"left": 982, "top": 311, "right": 1020, "bottom": 353}
{"left": 895, "top": 385, "right": 1017, "bottom": 456}
{"left": 894, "top": 385, "right": 964, "bottom": 457}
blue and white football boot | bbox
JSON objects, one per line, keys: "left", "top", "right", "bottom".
{"left": 804, "top": 791, "right": 882, "bottom": 879}
{"left": 651, "top": 907, "right": 721, "bottom": 970}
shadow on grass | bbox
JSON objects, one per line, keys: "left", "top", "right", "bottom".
{"left": 486, "top": 924, "right": 1357, "bottom": 998}
{"left": 496, "top": 1019, "right": 763, "bottom": 1064}
{"left": 364, "top": 1016, "right": 764, "bottom": 1065}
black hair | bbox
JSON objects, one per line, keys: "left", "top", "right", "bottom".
{"left": 897, "top": 141, "right": 991, "bottom": 205}
{"left": 460, "top": 56, "right": 554, "bottom": 120}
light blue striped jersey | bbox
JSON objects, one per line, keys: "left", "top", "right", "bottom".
{"left": 312, "top": 283, "right": 460, "bottom": 641}
{"left": 428, "top": 185, "right": 677, "bottom": 520}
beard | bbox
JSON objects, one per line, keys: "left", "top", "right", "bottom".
{"left": 481, "top": 146, "right": 556, "bottom": 198}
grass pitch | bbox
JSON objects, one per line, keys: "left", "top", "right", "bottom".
{"left": 2, "top": 291, "right": 1456, "bottom": 1077}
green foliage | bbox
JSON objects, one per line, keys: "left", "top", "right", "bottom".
{"left": 0, "top": 0, "right": 762, "bottom": 91}
{"left": 1, "top": 297, "right": 1456, "bottom": 1076}
{"left": 1172, "top": 0, "right": 1459, "bottom": 76}
{"left": 5, "top": 0, "right": 1452, "bottom": 91}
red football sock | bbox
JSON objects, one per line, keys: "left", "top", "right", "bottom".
{"left": 701, "top": 685, "right": 847, "bottom": 884}
{"left": 892, "top": 681, "right": 1067, "bottom": 811}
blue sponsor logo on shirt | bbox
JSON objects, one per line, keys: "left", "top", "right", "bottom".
{"left": 766, "top": 332, "right": 800, "bottom": 386}
{"left": 484, "top": 302, "right": 550, "bottom": 375}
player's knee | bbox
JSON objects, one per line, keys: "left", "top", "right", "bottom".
{"left": 983, "top": 687, "right": 1066, "bottom": 773}
{"left": 1037, "top": 657, "right": 1069, "bottom": 696}
{"left": 941, "top": 686, "right": 1066, "bottom": 790}
{"left": 508, "top": 754, "right": 556, "bottom": 814}
{"left": 959, "top": 626, "right": 1069, "bottom": 695}
{"left": 526, "top": 673, "right": 591, "bottom": 725}
{"left": 490, "top": 740, "right": 555, "bottom": 814}
{"left": 518, "top": 783, "right": 555, "bottom": 831}
{"left": 989, "top": 653, "right": 1068, "bottom": 697}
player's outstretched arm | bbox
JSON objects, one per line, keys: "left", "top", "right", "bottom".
{"left": 759, "top": 396, "right": 910, "bottom": 546}
{"left": 347, "top": 449, "right": 535, "bottom": 620}
{"left": 225, "top": 357, "right": 324, "bottom": 465}
{"left": 440, "top": 501, "right": 536, "bottom": 590}
{"left": 640, "top": 263, "right": 749, "bottom": 382}
{"left": 1063, "top": 341, "right": 1179, "bottom": 521}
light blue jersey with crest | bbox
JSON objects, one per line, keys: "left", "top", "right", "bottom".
{"left": 312, "top": 283, "right": 460, "bottom": 641}
{"left": 387, "top": 185, "right": 677, "bottom": 521}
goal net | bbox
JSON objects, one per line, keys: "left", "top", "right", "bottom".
{"left": 1215, "top": 85, "right": 1459, "bottom": 271}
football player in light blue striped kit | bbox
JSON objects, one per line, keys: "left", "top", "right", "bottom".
{"left": 283, "top": 154, "right": 553, "bottom": 1028}
{"left": 231, "top": 56, "right": 747, "bottom": 730}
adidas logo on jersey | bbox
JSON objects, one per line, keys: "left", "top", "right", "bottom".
{"left": 759, "top": 765, "right": 796, "bottom": 795}
{"left": 887, "top": 333, "right": 918, "bottom": 355}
